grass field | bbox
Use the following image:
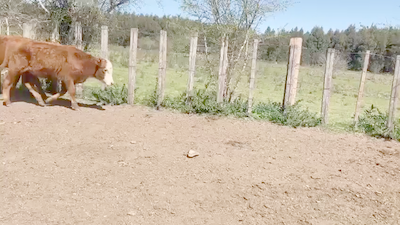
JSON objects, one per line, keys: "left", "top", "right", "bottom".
{"left": 83, "top": 45, "right": 397, "bottom": 131}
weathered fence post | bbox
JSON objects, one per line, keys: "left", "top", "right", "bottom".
{"left": 100, "top": 25, "right": 109, "bottom": 91}
{"left": 283, "top": 37, "right": 303, "bottom": 109}
{"left": 51, "top": 24, "right": 59, "bottom": 43}
{"left": 128, "top": 28, "right": 138, "bottom": 105}
{"left": 387, "top": 55, "right": 400, "bottom": 134}
{"left": 321, "top": 48, "right": 335, "bottom": 125}
{"left": 23, "top": 22, "right": 34, "bottom": 39}
{"left": 74, "top": 22, "right": 83, "bottom": 50}
{"left": 101, "top": 26, "right": 108, "bottom": 59}
{"left": 156, "top": 30, "right": 167, "bottom": 110}
{"left": 5, "top": 18, "right": 9, "bottom": 35}
{"left": 247, "top": 39, "right": 259, "bottom": 116}
{"left": 354, "top": 50, "right": 371, "bottom": 124}
{"left": 218, "top": 35, "right": 229, "bottom": 103}
{"left": 186, "top": 32, "right": 198, "bottom": 104}
{"left": 74, "top": 22, "right": 83, "bottom": 98}
{"left": 217, "top": 36, "right": 226, "bottom": 103}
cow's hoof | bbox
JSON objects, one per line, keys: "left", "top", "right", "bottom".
{"left": 3, "top": 101, "right": 11, "bottom": 107}
{"left": 71, "top": 104, "right": 80, "bottom": 111}
{"left": 38, "top": 102, "right": 46, "bottom": 107}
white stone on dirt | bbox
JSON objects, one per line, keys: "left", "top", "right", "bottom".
{"left": 130, "top": 141, "right": 137, "bottom": 144}
{"left": 127, "top": 211, "right": 136, "bottom": 216}
{"left": 187, "top": 150, "right": 199, "bottom": 158}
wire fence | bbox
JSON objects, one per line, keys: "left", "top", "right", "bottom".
{"left": 2, "top": 21, "right": 400, "bottom": 130}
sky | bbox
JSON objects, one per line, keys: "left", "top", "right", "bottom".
{"left": 133, "top": 0, "right": 400, "bottom": 33}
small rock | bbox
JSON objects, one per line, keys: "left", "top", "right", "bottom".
{"left": 187, "top": 150, "right": 199, "bottom": 158}
{"left": 127, "top": 211, "right": 136, "bottom": 216}
{"left": 130, "top": 141, "right": 137, "bottom": 144}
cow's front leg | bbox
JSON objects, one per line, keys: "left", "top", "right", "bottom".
{"left": 66, "top": 79, "right": 80, "bottom": 110}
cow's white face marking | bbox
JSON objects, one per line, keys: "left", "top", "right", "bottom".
{"left": 103, "top": 59, "right": 114, "bottom": 86}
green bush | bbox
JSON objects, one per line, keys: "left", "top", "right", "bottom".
{"left": 252, "top": 101, "right": 322, "bottom": 128}
{"left": 355, "top": 105, "right": 400, "bottom": 140}
{"left": 86, "top": 85, "right": 321, "bottom": 129}
{"left": 86, "top": 84, "right": 128, "bottom": 105}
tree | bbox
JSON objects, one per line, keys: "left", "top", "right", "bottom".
{"left": 178, "top": 0, "right": 290, "bottom": 101}
{"left": 304, "top": 26, "right": 329, "bottom": 66}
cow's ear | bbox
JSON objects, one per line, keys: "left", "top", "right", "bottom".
{"left": 97, "top": 58, "right": 107, "bottom": 67}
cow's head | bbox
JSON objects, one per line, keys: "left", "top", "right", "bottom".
{"left": 95, "top": 58, "right": 114, "bottom": 86}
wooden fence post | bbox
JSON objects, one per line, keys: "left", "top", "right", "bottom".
{"left": 101, "top": 26, "right": 108, "bottom": 59}
{"left": 247, "top": 39, "right": 259, "bottom": 116}
{"left": 218, "top": 35, "right": 229, "bottom": 103}
{"left": 354, "top": 50, "right": 371, "bottom": 124}
{"left": 74, "top": 22, "right": 83, "bottom": 98}
{"left": 128, "top": 28, "right": 138, "bottom": 105}
{"left": 51, "top": 23, "right": 59, "bottom": 43}
{"left": 283, "top": 37, "right": 303, "bottom": 108}
{"left": 217, "top": 36, "right": 226, "bottom": 103}
{"left": 321, "top": 48, "right": 335, "bottom": 125}
{"left": 156, "top": 30, "right": 167, "bottom": 110}
{"left": 5, "top": 18, "right": 9, "bottom": 35}
{"left": 387, "top": 55, "right": 400, "bottom": 134}
{"left": 74, "top": 22, "right": 83, "bottom": 50}
{"left": 186, "top": 32, "right": 198, "bottom": 103}
{"left": 23, "top": 22, "right": 34, "bottom": 39}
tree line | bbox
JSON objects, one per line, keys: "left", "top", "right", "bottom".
{"left": 107, "top": 14, "right": 400, "bottom": 74}
{"left": 260, "top": 25, "right": 400, "bottom": 73}
{"left": 2, "top": 1, "right": 399, "bottom": 74}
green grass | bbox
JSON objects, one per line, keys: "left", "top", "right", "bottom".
{"left": 82, "top": 45, "right": 398, "bottom": 133}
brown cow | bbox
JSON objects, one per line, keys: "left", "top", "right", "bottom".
{"left": 2, "top": 40, "right": 114, "bottom": 110}
{"left": 0, "top": 35, "right": 52, "bottom": 105}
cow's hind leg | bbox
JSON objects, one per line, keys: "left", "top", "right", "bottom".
{"left": 30, "top": 76, "right": 48, "bottom": 102}
{"left": 2, "top": 69, "right": 20, "bottom": 106}
{"left": 45, "top": 81, "right": 67, "bottom": 104}
{"left": 22, "top": 74, "right": 46, "bottom": 107}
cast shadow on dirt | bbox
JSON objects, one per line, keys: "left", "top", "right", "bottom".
{"left": 7, "top": 89, "right": 105, "bottom": 110}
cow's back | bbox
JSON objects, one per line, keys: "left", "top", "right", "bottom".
{"left": 0, "top": 35, "right": 32, "bottom": 65}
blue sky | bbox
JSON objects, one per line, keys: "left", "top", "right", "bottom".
{"left": 133, "top": 0, "right": 400, "bottom": 33}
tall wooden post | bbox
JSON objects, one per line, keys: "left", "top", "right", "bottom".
{"left": 23, "top": 23, "right": 34, "bottom": 39}
{"left": 247, "top": 39, "right": 259, "bottom": 116}
{"left": 75, "top": 22, "right": 83, "bottom": 98}
{"left": 74, "top": 22, "right": 83, "bottom": 50}
{"left": 186, "top": 32, "right": 198, "bottom": 104}
{"left": 387, "top": 55, "right": 400, "bottom": 134}
{"left": 321, "top": 48, "right": 335, "bottom": 125}
{"left": 101, "top": 26, "right": 108, "bottom": 59}
{"left": 283, "top": 37, "right": 303, "bottom": 108}
{"left": 5, "top": 18, "right": 9, "bottom": 35}
{"left": 128, "top": 28, "right": 138, "bottom": 105}
{"left": 354, "top": 51, "right": 371, "bottom": 124}
{"left": 51, "top": 24, "right": 59, "bottom": 43}
{"left": 156, "top": 30, "right": 167, "bottom": 110}
{"left": 218, "top": 35, "right": 229, "bottom": 103}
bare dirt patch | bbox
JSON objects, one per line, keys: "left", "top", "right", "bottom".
{"left": 1, "top": 101, "right": 399, "bottom": 224}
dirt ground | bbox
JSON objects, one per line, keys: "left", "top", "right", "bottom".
{"left": 1, "top": 95, "right": 400, "bottom": 225}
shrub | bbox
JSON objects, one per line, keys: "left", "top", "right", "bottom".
{"left": 355, "top": 105, "right": 400, "bottom": 140}
{"left": 253, "top": 101, "right": 322, "bottom": 128}
{"left": 86, "top": 84, "right": 128, "bottom": 105}
{"left": 87, "top": 86, "right": 321, "bottom": 128}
